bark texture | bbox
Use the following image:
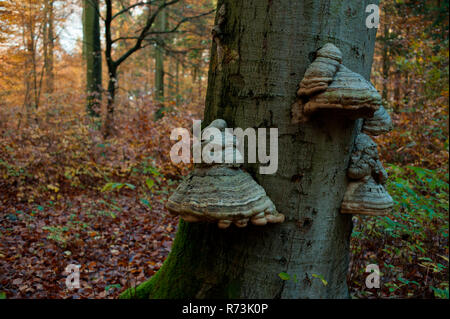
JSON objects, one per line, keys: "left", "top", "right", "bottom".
{"left": 122, "top": 0, "right": 378, "bottom": 299}
{"left": 44, "top": 0, "right": 54, "bottom": 95}
{"left": 155, "top": 1, "right": 166, "bottom": 103}
{"left": 83, "top": 0, "right": 102, "bottom": 117}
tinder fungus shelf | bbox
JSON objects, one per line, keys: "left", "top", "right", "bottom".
{"left": 302, "top": 65, "right": 382, "bottom": 119}
{"left": 292, "top": 43, "right": 382, "bottom": 122}
{"left": 297, "top": 43, "right": 342, "bottom": 97}
{"left": 341, "top": 133, "right": 393, "bottom": 216}
{"left": 362, "top": 106, "right": 393, "bottom": 136}
{"left": 166, "top": 119, "right": 284, "bottom": 229}
{"left": 340, "top": 176, "right": 394, "bottom": 216}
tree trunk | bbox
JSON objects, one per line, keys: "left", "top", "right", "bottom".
{"left": 104, "top": 66, "right": 117, "bottom": 138}
{"left": 175, "top": 58, "right": 180, "bottom": 106}
{"left": 23, "top": 1, "right": 38, "bottom": 113}
{"left": 381, "top": 23, "right": 390, "bottom": 102}
{"left": 123, "top": 0, "right": 378, "bottom": 299}
{"left": 155, "top": 47, "right": 165, "bottom": 102}
{"left": 44, "top": 0, "right": 54, "bottom": 95}
{"left": 154, "top": 1, "right": 166, "bottom": 103}
{"left": 83, "top": 0, "right": 102, "bottom": 117}
{"left": 393, "top": 70, "right": 401, "bottom": 109}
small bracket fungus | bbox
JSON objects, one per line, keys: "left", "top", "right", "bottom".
{"left": 347, "top": 133, "right": 388, "bottom": 184}
{"left": 341, "top": 175, "right": 394, "bottom": 216}
{"left": 166, "top": 119, "right": 285, "bottom": 229}
{"left": 341, "top": 133, "right": 393, "bottom": 216}
{"left": 297, "top": 43, "right": 342, "bottom": 97}
{"left": 362, "top": 106, "right": 393, "bottom": 136}
{"left": 292, "top": 43, "right": 382, "bottom": 122}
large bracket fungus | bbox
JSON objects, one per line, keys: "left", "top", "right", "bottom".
{"left": 166, "top": 119, "right": 285, "bottom": 229}
{"left": 292, "top": 43, "right": 382, "bottom": 122}
{"left": 290, "top": 43, "right": 394, "bottom": 215}
{"left": 341, "top": 133, "right": 393, "bottom": 216}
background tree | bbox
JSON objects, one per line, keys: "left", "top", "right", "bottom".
{"left": 102, "top": 0, "right": 213, "bottom": 137}
{"left": 83, "top": 0, "right": 102, "bottom": 117}
{"left": 43, "top": 0, "right": 54, "bottom": 95}
{"left": 154, "top": 0, "right": 166, "bottom": 104}
{"left": 122, "top": 0, "right": 379, "bottom": 299}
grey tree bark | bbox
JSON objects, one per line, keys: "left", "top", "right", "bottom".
{"left": 83, "top": 0, "right": 102, "bottom": 117}
{"left": 123, "top": 0, "right": 378, "bottom": 299}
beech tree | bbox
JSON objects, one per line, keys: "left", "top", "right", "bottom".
{"left": 43, "top": 0, "right": 54, "bottom": 95}
{"left": 83, "top": 0, "right": 102, "bottom": 117}
{"left": 121, "top": 0, "right": 379, "bottom": 298}
{"left": 154, "top": 0, "right": 166, "bottom": 104}
{"left": 102, "top": 0, "right": 213, "bottom": 137}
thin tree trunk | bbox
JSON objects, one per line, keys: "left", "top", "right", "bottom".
{"left": 154, "top": 1, "right": 166, "bottom": 103}
{"left": 83, "top": 0, "right": 102, "bottom": 117}
{"left": 23, "top": 0, "right": 38, "bottom": 112}
{"left": 104, "top": 66, "right": 117, "bottom": 137}
{"left": 123, "top": 0, "right": 378, "bottom": 299}
{"left": 44, "top": 0, "right": 54, "bottom": 94}
{"left": 167, "top": 57, "right": 173, "bottom": 100}
{"left": 393, "top": 70, "right": 401, "bottom": 109}
{"left": 197, "top": 69, "right": 202, "bottom": 102}
{"left": 175, "top": 58, "right": 180, "bottom": 106}
{"left": 381, "top": 23, "right": 390, "bottom": 102}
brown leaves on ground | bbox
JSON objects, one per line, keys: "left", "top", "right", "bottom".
{"left": 0, "top": 191, "right": 179, "bottom": 299}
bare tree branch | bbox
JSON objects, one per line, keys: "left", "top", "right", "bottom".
{"left": 111, "top": 0, "right": 180, "bottom": 67}
{"left": 112, "top": 1, "right": 157, "bottom": 20}
{"left": 111, "top": 9, "right": 214, "bottom": 44}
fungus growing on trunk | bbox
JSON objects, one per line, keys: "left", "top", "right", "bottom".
{"left": 341, "top": 133, "right": 393, "bottom": 216}
{"left": 302, "top": 65, "right": 381, "bottom": 118}
{"left": 297, "top": 43, "right": 342, "bottom": 97}
{"left": 362, "top": 105, "right": 393, "bottom": 136}
{"left": 166, "top": 119, "right": 285, "bottom": 228}
{"left": 347, "top": 133, "right": 388, "bottom": 184}
{"left": 292, "top": 43, "right": 382, "bottom": 123}
{"left": 340, "top": 175, "right": 394, "bottom": 216}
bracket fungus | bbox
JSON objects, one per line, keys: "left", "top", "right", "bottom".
{"left": 362, "top": 106, "right": 393, "bottom": 136}
{"left": 166, "top": 119, "right": 285, "bottom": 229}
{"left": 341, "top": 133, "right": 393, "bottom": 216}
{"left": 341, "top": 175, "right": 394, "bottom": 216}
{"left": 302, "top": 65, "right": 381, "bottom": 118}
{"left": 297, "top": 43, "right": 342, "bottom": 97}
{"left": 347, "top": 133, "right": 388, "bottom": 184}
{"left": 292, "top": 43, "right": 382, "bottom": 122}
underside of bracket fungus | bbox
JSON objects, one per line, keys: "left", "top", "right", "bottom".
{"left": 362, "top": 106, "right": 393, "bottom": 136}
{"left": 292, "top": 43, "right": 382, "bottom": 122}
{"left": 341, "top": 133, "right": 393, "bottom": 216}
{"left": 166, "top": 119, "right": 285, "bottom": 229}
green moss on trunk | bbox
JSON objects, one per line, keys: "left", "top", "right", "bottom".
{"left": 120, "top": 220, "right": 242, "bottom": 299}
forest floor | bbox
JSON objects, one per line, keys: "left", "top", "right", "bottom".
{"left": 0, "top": 192, "right": 177, "bottom": 298}
{"left": 0, "top": 96, "right": 448, "bottom": 299}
